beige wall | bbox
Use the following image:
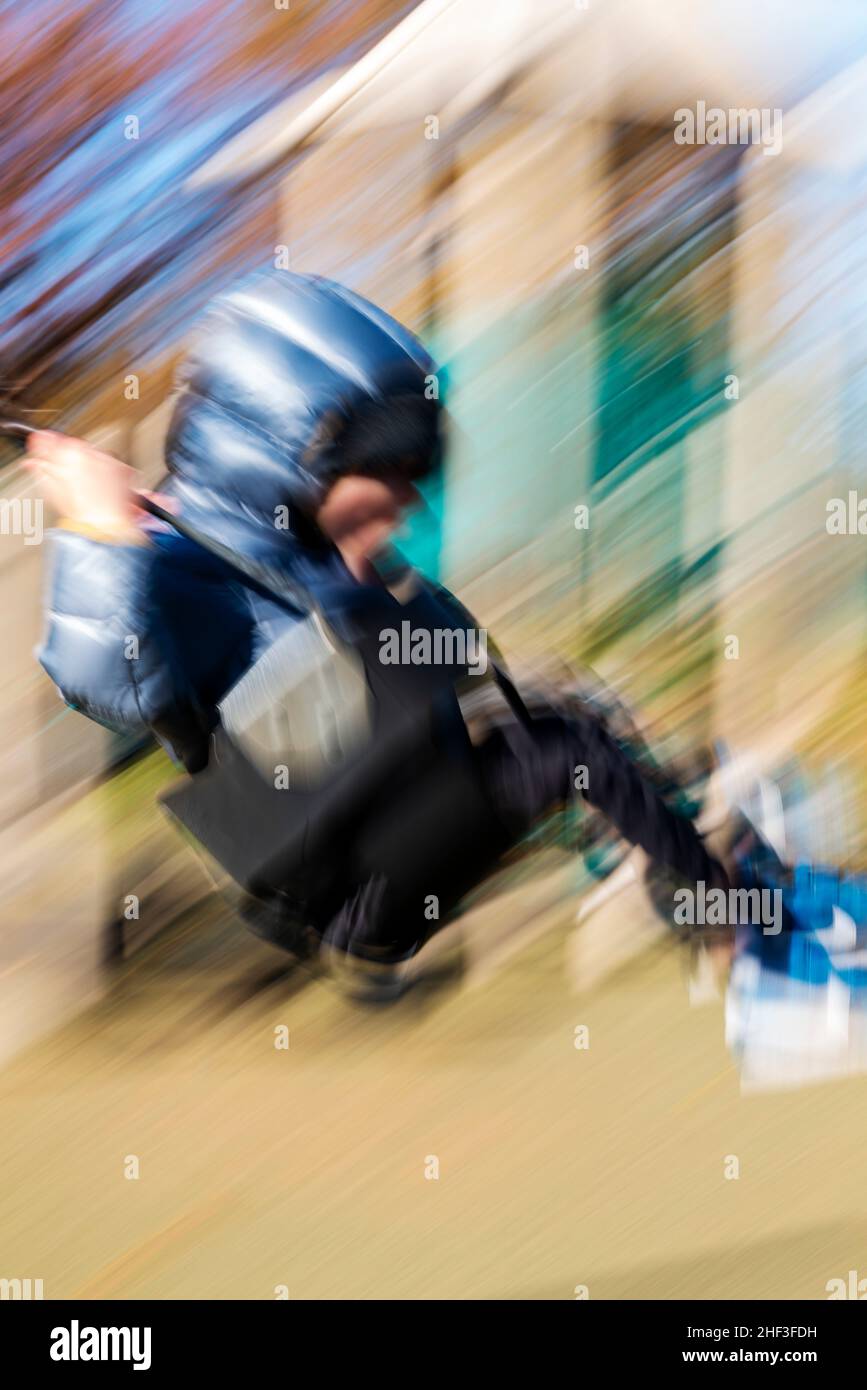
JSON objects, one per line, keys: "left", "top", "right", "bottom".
{"left": 713, "top": 65, "right": 867, "bottom": 749}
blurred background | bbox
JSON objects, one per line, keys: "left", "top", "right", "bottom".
{"left": 3, "top": 0, "right": 867, "bottom": 1300}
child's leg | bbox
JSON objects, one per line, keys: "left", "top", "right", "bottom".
{"left": 476, "top": 709, "right": 727, "bottom": 889}
{"left": 322, "top": 707, "right": 727, "bottom": 964}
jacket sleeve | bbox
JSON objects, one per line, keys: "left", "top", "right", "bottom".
{"left": 36, "top": 527, "right": 256, "bottom": 740}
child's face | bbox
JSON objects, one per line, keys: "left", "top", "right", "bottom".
{"left": 315, "top": 474, "right": 419, "bottom": 560}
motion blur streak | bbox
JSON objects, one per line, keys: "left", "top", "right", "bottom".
{"left": 2, "top": 0, "right": 867, "bottom": 1301}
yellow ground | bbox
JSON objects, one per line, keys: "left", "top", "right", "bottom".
{"left": 1, "top": 879, "right": 865, "bottom": 1301}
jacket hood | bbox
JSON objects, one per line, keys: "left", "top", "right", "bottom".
{"left": 162, "top": 268, "right": 436, "bottom": 562}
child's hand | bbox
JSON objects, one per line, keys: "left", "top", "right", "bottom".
{"left": 24, "top": 431, "right": 145, "bottom": 542}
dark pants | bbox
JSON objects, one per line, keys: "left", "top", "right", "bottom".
{"left": 321, "top": 708, "right": 724, "bottom": 961}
